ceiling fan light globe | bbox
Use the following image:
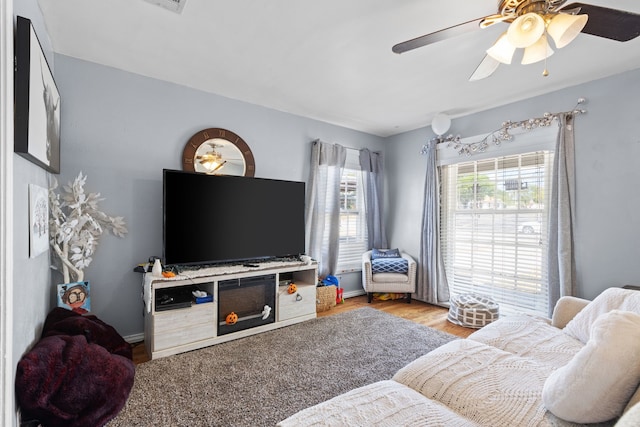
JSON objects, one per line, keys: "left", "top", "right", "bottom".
{"left": 547, "top": 13, "right": 588, "bottom": 48}
{"left": 486, "top": 32, "right": 516, "bottom": 64}
{"left": 507, "top": 13, "right": 546, "bottom": 48}
{"left": 521, "top": 34, "right": 554, "bottom": 65}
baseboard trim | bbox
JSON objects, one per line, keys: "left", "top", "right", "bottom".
{"left": 344, "top": 289, "right": 365, "bottom": 299}
{"left": 124, "top": 332, "right": 145, "bottom": 344}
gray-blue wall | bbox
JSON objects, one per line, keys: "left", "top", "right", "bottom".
{"left": 12, "top": 0, "right": 54, "bottom": 388}
{"left": 53, "top": 55, "right": 386, "bottom": 338}
{"left": 386, "top": 68, "right": 640, "bottom": 301}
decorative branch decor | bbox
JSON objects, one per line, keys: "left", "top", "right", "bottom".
{"left": 49, "top": 172, "right": 128, "bottom": 283}
{"left": 421, "top": 98, "right": 587, "bottom": 156}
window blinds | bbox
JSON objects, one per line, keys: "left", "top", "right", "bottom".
{"left": 440, "top": 150, "right": 554, "bottom": 316}
{"left": 336, "top": 150, "right": 368, "bottom": 273}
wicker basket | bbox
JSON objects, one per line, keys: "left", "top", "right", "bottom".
{"left": 316, "top": 286, "right": 337, "bottom": 312}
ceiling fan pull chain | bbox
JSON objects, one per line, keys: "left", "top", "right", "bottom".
{"left": 542, "top": 30, "right": 550, "bottom": 76}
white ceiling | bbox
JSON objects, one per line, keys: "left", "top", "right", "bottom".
{"left": 37, "top": 0, "right": 640, "bottom": 137}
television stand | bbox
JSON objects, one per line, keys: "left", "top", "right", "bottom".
{"left": 142, "top": 260, "right": 317, "bottom": 359}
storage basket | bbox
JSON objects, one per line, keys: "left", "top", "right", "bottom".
{"left": 316, "top": 286, "right": 337, "bottom": 312}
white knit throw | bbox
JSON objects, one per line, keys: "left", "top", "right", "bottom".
{"left": 393, "top": 339, "right": 574, "bottom": 427}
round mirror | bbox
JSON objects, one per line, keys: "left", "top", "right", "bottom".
{"left": 182, "top": 128, "right": 255, "bottom": 177}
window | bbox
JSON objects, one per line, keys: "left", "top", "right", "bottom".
{"left": 336, "top": 150, "right": 368, "bottom": 273}
{"left": 440, "top": 148, "right": 554, "bottom": 317}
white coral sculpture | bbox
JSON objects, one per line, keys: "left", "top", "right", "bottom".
{"left": 49, "top": 172, "right": 128, "bottom": 283}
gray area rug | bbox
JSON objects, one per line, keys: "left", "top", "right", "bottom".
{"left": 108, "top": 307, "right": 457, "bottom": 427}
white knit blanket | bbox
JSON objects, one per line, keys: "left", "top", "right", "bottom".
{"left": 174, "top": 258, "right": 310, "bottom": 279}
{"left": 468, "top": 314, "right": 583, "bottom": 369}
{"left": 277, "top": 380, "right": 481, "bottom": 427}
{"left": 393, "top": 339, "right": 577, "bottom": 427}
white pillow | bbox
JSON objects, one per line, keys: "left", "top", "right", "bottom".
{"left": 543, "top": 310, "right": 640, "bottom": 423}
{"left": 626, "top": 385, "right": 640, "bottom": 414}
{"left": 563, "top": 287, "right": 640, "bottom": 343}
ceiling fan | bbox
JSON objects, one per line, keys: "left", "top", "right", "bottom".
{"left": 393, "top": 0, "right": 640, "bottom": 80}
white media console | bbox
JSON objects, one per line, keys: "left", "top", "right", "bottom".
{"left": 143, "top": 260, "right": 318, "bottom": 359}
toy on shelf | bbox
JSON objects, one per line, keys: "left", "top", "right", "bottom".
{"left": 261, "top": 305, "right": 272, "bottom": 320}
{"left": 225, "top": 312, "right": 238, "bottom": 325}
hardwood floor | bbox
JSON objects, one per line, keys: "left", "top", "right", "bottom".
{"left": 319, "top": 295, "right": 475, "bottom": 338}
{"left": 131, "top": 294, "right": 474, "bottom": 365}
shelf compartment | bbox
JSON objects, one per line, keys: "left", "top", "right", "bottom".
{"left": 153, "top": 304, "right": 216, "bottom": 351}
{"left": 278, "top": 284, "right": 316, "bottom": 322}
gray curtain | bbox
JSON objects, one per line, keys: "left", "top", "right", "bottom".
{"left": 305, "top": 140, "right": 346, "bottom": 277}
{"left": 359, "top": 149, "right": 388, "bottom": 250}
{"left": 547, "top": 113, "right": 577, "bottom": 316}
{"left": 417, "top": 141, "right": 450, "bottom": 304}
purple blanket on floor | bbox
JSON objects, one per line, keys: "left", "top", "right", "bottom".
{"left": 15, "top": 308, "right": 135, "bottom": 427}
{"left": 41, "top": 307, "right": 132, "bottom": 359}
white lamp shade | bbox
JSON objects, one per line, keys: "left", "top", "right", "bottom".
{"left": 547, "top": 13, "right": 588, "bottom": 48}
{"left": 486, "top": 32, "right": 516, "bottom": 64}
{"left": 507, "top": 13, "right": 545, "bottom": 48}
{"left": 521, "top": 34, "right": 554, "bottom": 65}
{"left": 431, "top": 113, "right": 451, "bottom": 136}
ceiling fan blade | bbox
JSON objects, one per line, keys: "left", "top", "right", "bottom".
{"left": 469, "top": 55, "right": 500, "bottom": 82}
{"left": 564, "top": 3, "right": 640, "bottom": 42}
{"left": 392, "top": 18, "right": 484, "bottom": 54}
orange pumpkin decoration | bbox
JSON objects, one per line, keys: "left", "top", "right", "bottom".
{"left": 225, "top": 312, "right": 238, "bottom": 325}
{"left": 287, "top": 283, "right": 297, "bottom": 294}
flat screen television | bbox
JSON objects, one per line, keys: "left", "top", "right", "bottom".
{"left": 163, "top": 169, "right": 306, "bottom": 267}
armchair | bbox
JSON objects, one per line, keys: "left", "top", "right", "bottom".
{"left": 362, "top": 250, "right": 417, "bottom": 303}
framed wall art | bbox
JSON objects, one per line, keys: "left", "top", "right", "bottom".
{"left": 14, "top": 16, "right": 61, "bottom": 174}
{"left": 28, "top": 184, "right": 49, "bottom": 258}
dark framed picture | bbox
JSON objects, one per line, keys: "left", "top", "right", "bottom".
{"left": 14, "top": 16, "right": 61, "bottom": 174}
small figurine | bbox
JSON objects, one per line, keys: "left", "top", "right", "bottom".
{"left": 261, "top": 305, "right": 272, "bottom": 320}
{"left": 225, "top": 312, "right": 238, "bottom": 325}
{"left": 58, "top": 282, "right": 90, "bottom": 314}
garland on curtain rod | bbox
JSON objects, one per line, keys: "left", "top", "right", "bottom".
{"left": 421, "top": 98, "right": 587, "bottom": 157}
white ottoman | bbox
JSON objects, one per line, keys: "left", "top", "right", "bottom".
{"left": 448, "top": 293, "right": 499, "bottom": 328}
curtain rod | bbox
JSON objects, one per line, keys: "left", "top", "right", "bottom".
{"left": 312, "top": 138, "right": 380, "bottom": 154}
{"left": 421, "top": 98, "right": 587, "bottom": 157}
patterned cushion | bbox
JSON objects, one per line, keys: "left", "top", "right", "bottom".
{"left": 448, "top": 293, "right": 499, "bottom": 329}
{"left": 372, "top": 258, "right": 408, "bottom": 274}
{"left": 371, "top": 248, "right": 401, "bottom": 259}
